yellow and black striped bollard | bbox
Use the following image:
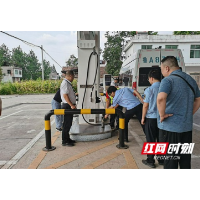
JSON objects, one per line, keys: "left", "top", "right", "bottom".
{"left": 43, "top": 108, "right": 128, "bottom": 151}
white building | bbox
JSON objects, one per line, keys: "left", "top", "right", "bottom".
{"left": 1, "top": 66, "right": 22, "bottom": 83}
{"left": 123, "top": 34, "right": 200, "bottom": 87}
{"left": 49, "top": 72, "right": 60, "bottom": 80}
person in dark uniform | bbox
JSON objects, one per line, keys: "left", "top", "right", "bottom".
{"left": 60, "top": 70, "right": 76, "bottom": 147}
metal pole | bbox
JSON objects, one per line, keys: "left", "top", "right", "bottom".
{"left": 95, "top": 31, "right": 100, "bottom": 122}
{"left": 116, "top": 109, "right": 129, "bottom": 149}
{"left": 41, "top": 45, "right": 44, "bottom": 80}
{"left": 43, "top": 111, "right": 56, "bottom": 151}
{"left": 43, "top": 109, "right": 128, "bottom": 152}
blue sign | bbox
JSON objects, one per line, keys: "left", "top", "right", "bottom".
{"left": 142, "top": 57, "right": 160, "bottom": 63}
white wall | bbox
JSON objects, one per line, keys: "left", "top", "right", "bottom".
{"left": 1, "top": 75, "right": 13, "bottom": 83}
{"left": 124, "top": 42, "right": 200, "bottom": 72}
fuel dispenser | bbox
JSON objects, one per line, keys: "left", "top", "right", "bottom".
{"left": 77, "top": 31, "right": 101, "bottom": 124}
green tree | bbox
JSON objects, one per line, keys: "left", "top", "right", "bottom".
{"left": 66, "top": 54, "right": 78, "bottom": 67}
{"left": 11, "top": 46, "right": 27, "bottom": 79}
{"left": 103, "top": 31, "right": 158, "bottom": 75}
{"left": 0, "top": 44, "right": 11, "bottom": 66}
{"left": 0, "top": 66, "right": 3, "bottom": 81}
{"left": 103, "top": 32, "right": 123, "bottom": 76}
{"left": 51, "top": 64, "right": 57, "bottom": 73}
{"left": 25, "top": 50, "right": 41, "bottom": 80}
{"left": 173, "top": 31, "right": 200, "bottom": 35}
{"left": 43, "top": 59, "right": 52, "bottom": 80}
{"left": 11, "top": 46, "right": 27, "bottom": 67}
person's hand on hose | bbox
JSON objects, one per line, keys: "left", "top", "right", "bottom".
{"left": 104, "top": 114, "right": 109, "bottom": 119}
{"left": 71, "top": 105, "right": 76, "bottom": 109}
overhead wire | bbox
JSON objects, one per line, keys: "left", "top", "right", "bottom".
{"left": 0, "top": 31, "right": 41, "bottom": 48}
{"left": 43, "top": 49, "right": 62, "bottom": 68}
{"left": 0, "top": 31, "right": 62, "bottom": 69}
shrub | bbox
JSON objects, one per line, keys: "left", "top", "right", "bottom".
{"left": 0, "top": 80, "right": 63, "bottom": 95}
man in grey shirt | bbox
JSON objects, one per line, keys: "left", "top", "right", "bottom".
{"left": 60, "top": 70, "right": 76, "bottom": 147}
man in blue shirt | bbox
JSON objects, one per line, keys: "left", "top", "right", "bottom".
{"left": 106, "top": 86, "right": 145, "bottom": 142}
{"left": 157, "top": 56, "right": 200, "bottom": 169}
{"left": 141, "top": 69, "right": 163, "bottom": 168}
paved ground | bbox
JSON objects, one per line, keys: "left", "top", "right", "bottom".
{"left": 9, "top": 118, "right": 200, "bottom": 169}
{"left": 0, "top": 94, "right": 200, "bottom": 169}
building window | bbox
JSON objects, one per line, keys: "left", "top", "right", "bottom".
{"left": 190, "top": 45, "right": 200, "bottom": 58}
{"left": 165, "top": 45, "right": 178, "bottom": 49}
{"left": 141, "top": 45, "right": 152, "bottom": 49}
{"left": 7, "top": 70, "right": 11, "bottom": 74}
{"left": 19, "top": 70, "right": 22, "bottom": 75}
{"left": 15, "top": 69, "right": 18, "bottom": 75}
{"left": 190, "top": 72, "right": 200, "bottom": 88}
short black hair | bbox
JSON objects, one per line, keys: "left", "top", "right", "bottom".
{"left": 107, "top": 86, "right": 117, "bottom": 95}
{"left": 148, "top": 69, "right": 161, "bottom": 81}
{"left": 68, "top": 70, "right": 75, "bottom": 76}
{"left": 61, "top": 70, "right": 74, "bottom": 76}
{"left": 161, "top": 56, "right": 179, "bottom": 68}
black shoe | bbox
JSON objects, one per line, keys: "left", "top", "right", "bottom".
{"left": 56, "top": 128, "right": 62, "bottom": 132}
{"left": 69, "top": 138, "right": 76, "bottom": 143}
{"left": 62, "top": 142, "right": 74, "bottom": 147}
{"left": 142, "top": 159, "right": 156, "bottom": 168}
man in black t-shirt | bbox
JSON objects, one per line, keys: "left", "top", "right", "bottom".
{"left": 51, "top": 88, "right": 63, "bottom": 131}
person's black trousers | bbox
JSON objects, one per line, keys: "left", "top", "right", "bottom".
{"left": 110, "top": 106, "right": 123, "bottom": 128}
{"left": 110, "top": 114, "right": 116, "bottom": 128}
{"left": 116, "top": 106, "right": 123, "bottom": 129}
{"left": 125, "top": 104, "right": 145, "bottom": 141}
{"left": 145, "top": 118, "right": 163, "bottom": 164}
{"left": 61, "top": 103, "right": 73, "bottom": 143}
{"left": 159, "top": 129, "right": 192, "bottom": 169}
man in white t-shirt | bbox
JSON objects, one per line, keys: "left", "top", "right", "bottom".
{"left": 60, "top": 70, "right": 76, "bottom": 147}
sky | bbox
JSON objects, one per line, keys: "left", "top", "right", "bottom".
{"left": 0, "top": 31, "right": 173, "bottom": 73}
